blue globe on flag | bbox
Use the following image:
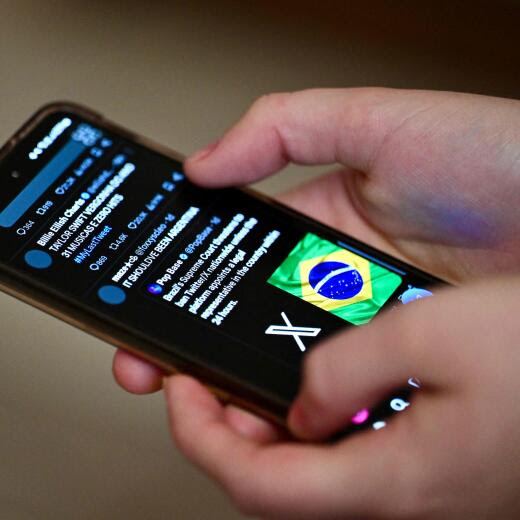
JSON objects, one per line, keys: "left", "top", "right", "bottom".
{"left": 308, "top": 261, "right": 364, "bottom": 300}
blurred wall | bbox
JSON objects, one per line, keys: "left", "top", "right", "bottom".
{"left": 0, "top": 1, "right": 518, "bottom": 518}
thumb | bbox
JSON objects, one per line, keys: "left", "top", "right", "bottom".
{"left": 184, "top": 87, "right": 412, "bottom": 187}
{"left": 287, "top": 287, "right": 461, "bottom": 441}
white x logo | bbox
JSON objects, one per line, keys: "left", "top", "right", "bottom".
{"left": 265, "top": 312, "right": 321, "bottom": 352}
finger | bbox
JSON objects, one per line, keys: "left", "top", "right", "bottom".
{"left": 165, "top": 374, "right": 415, "bottom": 518}
{"left": 112, "top": 349, "right": 164, "bottom": 394}
{"left": 288, "top": 290, "right": 456, "bottom": 440}
{"left": 185, "top": 87, "right": 403, "bottom": 187}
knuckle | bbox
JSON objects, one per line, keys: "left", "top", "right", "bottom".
{"left": 249, "top": 92, "right": 293, "bottom": 119}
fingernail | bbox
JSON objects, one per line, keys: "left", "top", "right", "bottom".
{"left": 188, "top": 140, "right": 220, "bottom": 163}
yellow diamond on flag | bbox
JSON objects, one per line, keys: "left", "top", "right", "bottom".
{"left": 299, "top": 249, "right": 372, "bottom": 312}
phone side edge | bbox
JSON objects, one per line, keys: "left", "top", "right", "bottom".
{"left": 0, "top": 268, "right": 289, "bottom": 427}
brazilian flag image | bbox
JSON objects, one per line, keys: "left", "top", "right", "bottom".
{"left": 267, "top": 233, "right": 402, "bottom": 325}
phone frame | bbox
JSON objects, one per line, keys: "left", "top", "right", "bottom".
{"left": 0, "top": 103, "right": 446, "bottom": 426}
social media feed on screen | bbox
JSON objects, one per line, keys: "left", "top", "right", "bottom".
{"left": 0, "top": 111, "right": 439, "bottom": 432}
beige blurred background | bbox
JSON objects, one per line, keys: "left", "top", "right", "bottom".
{"left": 0, "top": 1, "right": 518, "bottom": 518}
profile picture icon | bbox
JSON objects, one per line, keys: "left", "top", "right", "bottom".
{"left": 98, "top": 285, "right": 126, "bottom": 305}
{"left": 147, "top": 283, "right": 163, "bottom": 295}
{"left": 24, "top": 249, "right": 52, "bottom": 269}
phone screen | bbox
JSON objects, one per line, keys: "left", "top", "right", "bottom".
{"left": 0, "top": 108, "right": 441, "bottom": 428}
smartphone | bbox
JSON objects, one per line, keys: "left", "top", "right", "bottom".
{"left": 0, "top": 103, "right": 444, "bottom": 431}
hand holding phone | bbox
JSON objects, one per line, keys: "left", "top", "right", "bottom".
{"left": 0, "top": 96, "right": 442, "bottom": 427}
{"left": 115, "top": 88, "right": 520, "bottom": 518}
{"left": 161, "top": 280, "right": 520, "bottom": 519}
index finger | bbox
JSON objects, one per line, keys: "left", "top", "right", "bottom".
{"left": 184, "top": 87, "right": 404, "bottom": 187}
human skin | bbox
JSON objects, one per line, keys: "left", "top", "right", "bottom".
{"left": 113, "top": 89, "right": 520, "bottom": 518}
